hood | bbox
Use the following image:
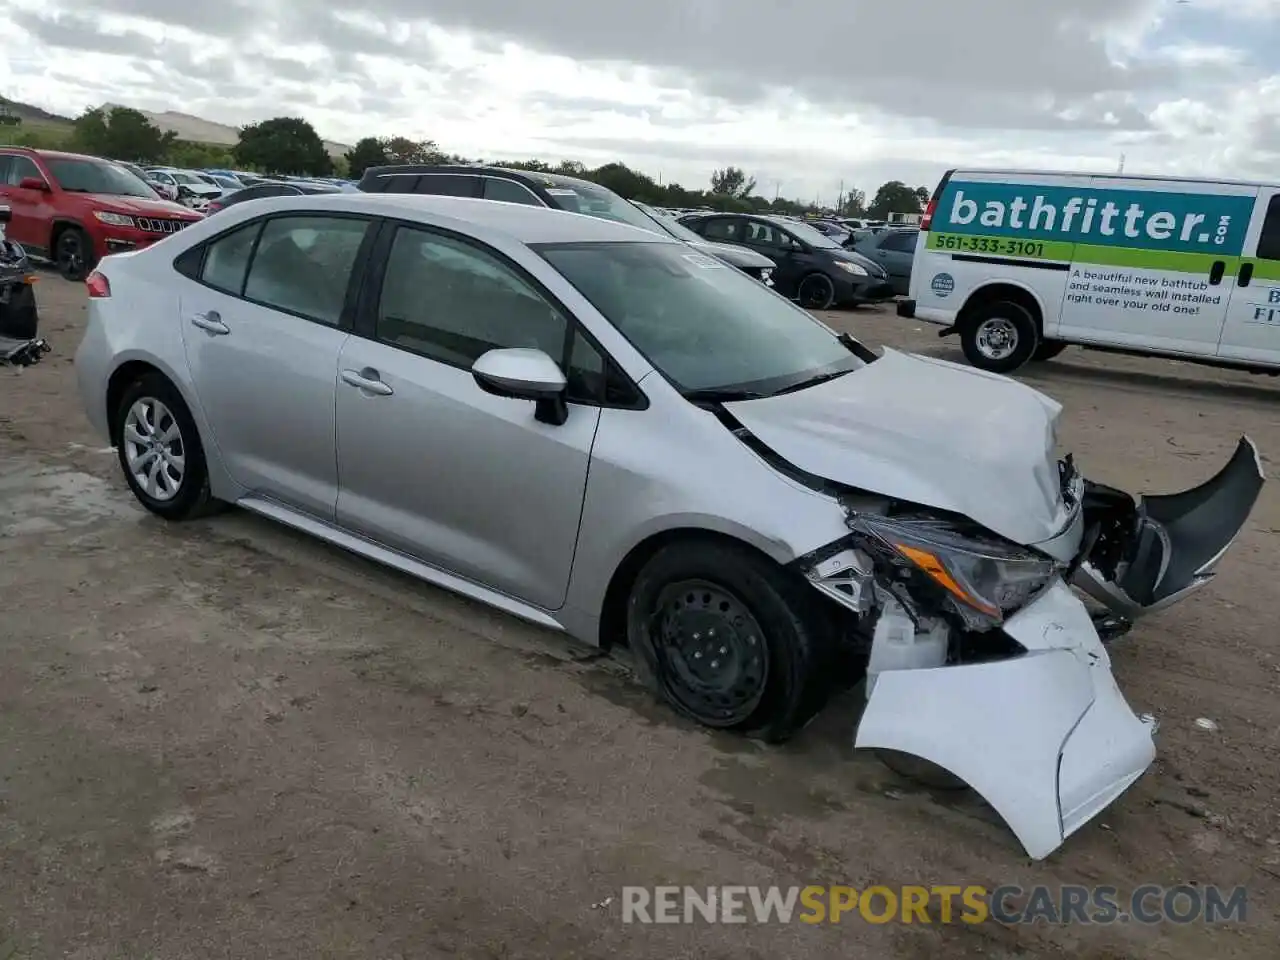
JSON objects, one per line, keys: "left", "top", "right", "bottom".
{"left": 723, "top": 348, "right": 1073, "bottom": 546}
{"left": 89, "top": 194, "right": 201, "bottom": 218}
{"left": 689, "top": 239, "right": 775, "bottom": 269}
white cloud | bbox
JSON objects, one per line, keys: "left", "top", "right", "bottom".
{"left": 2, "top": 0, "right": 1280, "bottom": 202}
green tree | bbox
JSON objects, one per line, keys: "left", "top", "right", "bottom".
{"left": 234, "top": 117, "right": 332, "bottom": 176}
{"left": 70, "top": 106, "right": 175, "bottom": 162}
{"left": 344, "top": 136, "right": 388, "bottom": 179}
{"left": 710, "top": 165, "right": 757, "bottom": 199}
{"left": 839, "top": 187, "right": 867, "bottom": 217}
{"left": 379, "top": 135, "right": 446, "bottom": 165}
{"left": 164, "top": 140, "right": 234, "bottom": 169}
{"left": 868, "top": 180, "right": 930, "bottom": 220}
{"left": 590, "top": 161, "right": 655, "bottom": 199}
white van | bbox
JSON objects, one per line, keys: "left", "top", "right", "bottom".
{"left": 897, "top": 169, "right": 1280, "bottom": 374}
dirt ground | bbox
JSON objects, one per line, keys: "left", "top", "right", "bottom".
{"left": 1, "top": 274, "right": 1278, "bottom": 959}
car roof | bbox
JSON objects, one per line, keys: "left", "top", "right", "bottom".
{"left": 240, "top": 192, "right": 677, "bottom": 245}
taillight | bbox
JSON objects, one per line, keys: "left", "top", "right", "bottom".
{"left": 206, "top": 201, "right": 222, "bottom": 214}
{"left": 86, "top": 271, "right": 111, "bottom": 298}
{"left": 920, "top": 197, "right": 937, "bottom": 231}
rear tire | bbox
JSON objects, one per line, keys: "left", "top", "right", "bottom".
{"left": 1030, "top": 340, "right": 1068, "bottom": 362}
{"left": 960, "top": 301, "right": 1039, "bottom": 373}
{"left": 626, "top": 540, "right": 834, "bottom": 742}
{"left": 113, "top": 373, "right": 220, "bottom": 521}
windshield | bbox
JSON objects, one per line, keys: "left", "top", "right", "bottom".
{"left": 780, "top": 219, "right": 842, "bottom": 249}
{"left": 632, "top": 202, "right": 708, "bottom": 244}
{"left": 538, "top": 241, "right": 862, "bottom": 395}
{"left": 45, "top": 158, "right": 159, "bottom": 197}
{"left": 535, "top": 177, "right": 660, "bottom": 232}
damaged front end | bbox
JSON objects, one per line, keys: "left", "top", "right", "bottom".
{"left": 802, "top": 437, "right": 1264, "bottom": 859}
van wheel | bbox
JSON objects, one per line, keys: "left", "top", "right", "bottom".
{"left": 960, "top": 301, "right": 1039, "bottom": 373}
{"left": 1031, "top": 340, "right": 1067, "bottom": 362}
{"left": 625, "top": 540, "right": 833, "bottom": 743}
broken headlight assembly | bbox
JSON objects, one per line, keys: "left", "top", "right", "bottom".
{"left": 848, "top": 515, "right": 1064, "bottom": 631}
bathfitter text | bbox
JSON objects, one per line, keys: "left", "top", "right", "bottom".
{"left": 949, "top": 191, "right": 1231, "bottom": 244}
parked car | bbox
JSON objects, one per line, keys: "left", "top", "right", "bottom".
{"left": 204, "top": 180, "right": 341, "bottom": 215}
{"left": 74, "top": 191, "right": 1265, "bottom": 860}
{"left": 853, "top": 227, "right": 918, "bottom": 296}
{"left": 146, "top": 168, "right": 222, "bottom": 207}
{"left": 0, "top": 147, "right": 202, "bottom": 278}
{"left": 679, "top": 212, "right": 893, "bottom": 309}
{"left": 626, "top": 200, "right": 775, "bottom": 282}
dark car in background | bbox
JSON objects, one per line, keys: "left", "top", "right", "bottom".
{"left": 852, "top": 227, "right": 919, "bottom": 297}
{"left": 679, "top": 212, "right": 894, "bottom": 309}
{"left": 357, "top": 164, "right": 777, "bottom": 283}
{"left": 204, "top": 179, "right": 342, "bottom": 215}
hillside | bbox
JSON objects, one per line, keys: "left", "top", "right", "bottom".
{"left": 0, "top": 96, "right": 350, "bottom": 159}
{"left": 101, "top": 102, "right": 350, "bottom": 159}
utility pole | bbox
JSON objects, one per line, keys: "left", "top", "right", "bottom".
{"left": 837, "top": 179, "right": 844, "bottom": 213}
{"left": 774, "top": 181, "right": 781, "bottom": 202}
{"left": 1117, "top": 154, "right": 1126, "bottom": 174}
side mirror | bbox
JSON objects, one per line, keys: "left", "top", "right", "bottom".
{"left": 471, "top": 347, "right": 569, "bottom": 425}
{"left": 18, "top": 177, "right": 49, "bottom": 192}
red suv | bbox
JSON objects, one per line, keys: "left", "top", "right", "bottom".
{"left": 0, "top": 147, "right": 203, "bottom": 280}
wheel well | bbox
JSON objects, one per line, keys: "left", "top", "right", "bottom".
{"left": 105, "top": 361, "right": 164, "bottom": 444}
{"left": 957, "top": 283, "right": 1043, "bottom": 334}
{"left": 596, "top": 528, "right": 790, "bottom": 651}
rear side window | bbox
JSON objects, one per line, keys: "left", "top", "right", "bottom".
{"left": 0, "top": 156, "right": 12, "bottom": 184}
{"left": 242, "top": 216, "right": 370, "bottom": 326}
{"left": 414, "top": 175, "right": 480, "bottom": 197}
{"left": 379, "top": 174, "right": 419, "bottom": 193}
{"left": 483, "top": 177, "right": 542, "bottom": 206}
{"left": 201, "top": 222, "right": 262, "bottom": 294}
{"left": 1256, "top": 196, "right": 1280, "bottom": 261}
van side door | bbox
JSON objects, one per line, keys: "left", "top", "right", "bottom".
{"left": 1057, "top": 177, "right": 1257, "bottom": 354}
{"left": 1217, "top": 188, "right": 1280, "bottom": 365}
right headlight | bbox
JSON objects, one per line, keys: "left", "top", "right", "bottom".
{"left": 849, "top": 515, "right": 1062, "bottom": 630}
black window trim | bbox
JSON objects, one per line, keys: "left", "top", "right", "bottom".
{"left": 172, "top": 210, "right": 379, "bottom": 332}
{"left": 1256, "top": 194, "right": 1280, "bottom": 262}
{"left": 351, "top": 217, "right": 648, "bottom": 411}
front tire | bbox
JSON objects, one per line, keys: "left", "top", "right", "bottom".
{"left": 626, "top": 540, "right": 833, "bottom": 742}
{"left": 113, "top": 373, "right": 219, "bottom": 521}
{"left": 798, "top": 272, "right": 837, "bottom": 310}
{"left": 960, "top": 301, "right": 1039, "bottom": 373}
{"left": 55, "top": 226, "right": 92, "bottom": 281}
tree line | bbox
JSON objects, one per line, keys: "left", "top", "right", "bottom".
{"left": 16, "top": 105, "right": 931, "bottom": 218}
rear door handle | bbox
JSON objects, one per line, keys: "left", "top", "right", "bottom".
{"left": 1238, "top": 262, "right": 1254, "bottom": 288}
{"left": 190, "top": 310, "right": 229, "bottom": 335}
{"left": 1209, "top": 261, "right": 1225, "bottom": 286}
{"left": 341, "top": 368, "right": 394, "bottom": 396}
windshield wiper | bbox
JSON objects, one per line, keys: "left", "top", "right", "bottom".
{"left": 838, "top": 331, "right": 879, "bottom": 362}
{"left": 683, "top": 387, "right": 768, "bottom": 403}
{"left": 767, "top": 368, "right": 854, "bottom": 397}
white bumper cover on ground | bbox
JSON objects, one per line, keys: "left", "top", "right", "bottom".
{"left": 855, "top": 580, "right": 1156, "bottom": 859}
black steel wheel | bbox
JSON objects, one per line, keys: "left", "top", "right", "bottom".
{"left": 798, "top": 272, "right": 837, "bottom": 310}
{"left": 626, "top": 539, "right": 836, "bottom": 742}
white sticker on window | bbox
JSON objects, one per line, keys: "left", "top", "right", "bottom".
{"left": 546, "top": 188, "right": 579, "bottom": 196}
{"left": 682, "top": 253, "right": 724, "bottom": 269}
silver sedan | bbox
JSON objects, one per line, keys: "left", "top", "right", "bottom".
{"left": 75, "top": 192, "right": 1263, "bottom": 860}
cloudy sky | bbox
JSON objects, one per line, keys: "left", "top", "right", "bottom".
{"left": 3, "top": 0, "right": 1279, "bottom": 202}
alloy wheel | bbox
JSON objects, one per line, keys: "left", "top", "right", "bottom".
{"left": 122, "top": 398, "right": 186, "bottom": 502}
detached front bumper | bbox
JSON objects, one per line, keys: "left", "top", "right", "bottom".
{"left": 855, "top": 580, "right": 1156, "bottom": 859}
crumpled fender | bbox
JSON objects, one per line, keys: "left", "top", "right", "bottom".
{"left": 855, "top": 580, "right": 1155, "bottom": 859}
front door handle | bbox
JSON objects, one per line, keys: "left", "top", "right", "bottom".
{"left": 190, "top": 310, "right": 229, "bottom": 335}
{"left": 1239, "top": 262, "right": 1254, "bottom": 288}
{"left": 341, "top": 368, "right": 394, "bottom": 396}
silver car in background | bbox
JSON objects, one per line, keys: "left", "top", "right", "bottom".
{"left": 75, "top": 193, "right": 1263, "bottom": 860}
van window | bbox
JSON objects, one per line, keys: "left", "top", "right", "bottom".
{"left": 1256, "top": 195, "right": 1280, "bottom": 261}
{"left": 380, "top": 174, "right": 420, "bottom": 193}
{"left": 414, "top": 175, "right": 480, "bottom": 198}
